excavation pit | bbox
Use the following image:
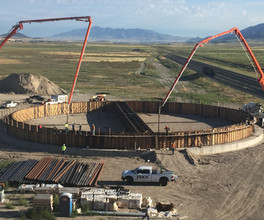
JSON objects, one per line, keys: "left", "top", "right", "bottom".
{"left": 6, "top": 101, "right": 253, "bottom": 150}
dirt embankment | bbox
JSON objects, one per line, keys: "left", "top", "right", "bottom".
{"left": 0, "top": 73, "right": 65, "bottom": 95}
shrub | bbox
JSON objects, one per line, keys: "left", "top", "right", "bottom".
{"left": 18, "top": 197, "right": 28, "bottom": 206}
{"left": 20, "top": 208, "right": 55, "bottom": 220}
{"left": 4, "top": 181, "right": 9, "bottom": 191}
{"left": 53, "top": 194, "right": 59, "bottom": 212}
{"left": 5, "top": 202, "right": 14, "bottom": 209}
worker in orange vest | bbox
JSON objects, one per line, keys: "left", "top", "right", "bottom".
{"left": 92, "top": 124, "right": 95, "bottom": 135}
{"left": 171, "top": 142, "right": 176, "bottom": 155}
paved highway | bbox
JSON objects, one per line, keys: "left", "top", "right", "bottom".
{"left": 166, "top": 54, "right": 264, "bottom": 98}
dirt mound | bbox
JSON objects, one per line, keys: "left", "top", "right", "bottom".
{"left": 0, "top": 73, "right": 66, "bottom": 95}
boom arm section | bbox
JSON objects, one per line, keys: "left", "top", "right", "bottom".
{"left": 0, "top": 16, "right": 92, "bottom": 104}
{"left": 0, "top": 24, "right": 23, "bottom": 50}
{"left": 161, "top": 27, "right": 264, "bottom": 107}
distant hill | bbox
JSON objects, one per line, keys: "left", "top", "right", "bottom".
{"left": 186, "top": 36, "right": 204, "bottom": 43}
{"left": 188, "top": 23, "right": 264, "bottom": 43}
{"left": 0, "top": 32, "right": 30, "bottom": 39}
{"left": 50, "top": 26, "right": 190, "bottom": 43}
{"left": 237, "top": 23, "right": 264, "bottom": 40}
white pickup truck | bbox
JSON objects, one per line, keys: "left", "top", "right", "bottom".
{"left": 122, "top": 166, "right": 177, "bottom": 186}
{"left": 4, "top": 101, "right": 18, "bottom": 108}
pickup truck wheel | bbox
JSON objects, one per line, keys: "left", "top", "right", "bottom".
{"left": 124, "top": 176, "right": 133, "bottom": 184}
{"left": 159, "top": 177, "right": 168, "bottom": 186}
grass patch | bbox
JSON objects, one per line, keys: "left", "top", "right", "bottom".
{"left": 20, "top": 208, "right": 55, "bottom": 220}
{"left": 5, "top": 202, "right": 15, "bottom": 209}
{"left": 0, "top": 42, "right": 263, "bottom": 104}
{"left": 0, "top": 160, "right": 12, "bottom": 170}
{"left": 157, "top": 55, "right": 181, "bottom": 71}
{"left": 53, "top": 195, "right": 59, "bottom": 212}
{"left": 0, "top": 58, "right": 23, "bottom": 64}
{"left": 18, "top": 197, "right": 28, "bottom": 206}
{"left": 165, "top": 43, "right": 264, "bottom": 78}
{"left": 3, "top": 181, "right": 10, "bottom": 191}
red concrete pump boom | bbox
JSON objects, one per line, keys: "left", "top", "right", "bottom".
{"left": 0, "top": 16, "right": 92, "bottom": 104}
{"left": 161, "top": 27, "right": 264, "bottom": 107}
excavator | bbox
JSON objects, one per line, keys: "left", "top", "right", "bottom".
{"left": 161, "top": 27, "right": 264, "bottom": 107}
{"left": 0, "top": 16, "right": 92, "bottom": 105}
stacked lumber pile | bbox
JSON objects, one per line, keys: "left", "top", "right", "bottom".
{"left": 33, "top": 194, "right": 53, "bottom": 211}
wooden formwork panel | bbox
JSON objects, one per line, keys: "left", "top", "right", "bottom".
{"left": 12, "top": 107, "right": 35, "bottom": 122}
{"left": 202, "top": 105, "right": 218, "bottom": 118}
{"left": 176, "top": 103, "right": 184, "bottom": 114}
{"left": 147, "top": 102, "right": 158, "bottom": 113}
{"left": 218, "top": 107, "right": 228, "bottom": 120}
{"left": 47, "top": 104, "right": 60, "bottom": 117}
{"left": 33, "top": 106, "right": 43, "bottom": 118}
{"left": 165, "top": 102, "right": 177, "bottom": 114}
{"left": 127, "top": 101, "right": 142, "bottom": 113}
{"left": 12, "top": 110, "right": 24, "bottom": 122}
{"left": 71, "top": 102, "right": 88, "bottom": 114}
{"left": 24, "top": 107, "right": 35, "bottom": 120}
{"left": 7, "top": 101, "right": 254, "bottom": 149}
{"left": 182, "top": 103, "right": 199, "bottom": 115}
{"left": 11, "top": 111, "right": 21, "bottom": 122}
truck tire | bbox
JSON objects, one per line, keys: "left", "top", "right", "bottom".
{"left": 159, "top": 177, "right": 168, "bottom": 186}
{"left": 124, "top": 176, "right": 133, "bottom": 184}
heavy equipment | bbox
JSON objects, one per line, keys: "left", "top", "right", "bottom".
{"left": 242, "top": 102, "right": 263, "bottom": 114}
{"left": 161, "top": 27, "right": 264, "bottom": 107}
{"left": 0, "top": 16, "right": 92, "bottom": 105}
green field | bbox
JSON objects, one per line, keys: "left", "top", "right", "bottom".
{"left": 161, "top": 43, "right": 264, "bottom": 77}
{"left": 0, "top": 41, "right": 264, "bottom": 105}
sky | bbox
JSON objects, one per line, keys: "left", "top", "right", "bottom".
{"left": 0, "top": 0, "right": 264, "bottom": 38}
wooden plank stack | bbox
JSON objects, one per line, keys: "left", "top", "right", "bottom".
{"left": 33, "top": 194, "right": 53, "bottom": 211}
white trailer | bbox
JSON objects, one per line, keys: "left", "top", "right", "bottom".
{"left": 51, "top": 95, "right": 68, "bottom": 103}
{"left": 45, "top": 95, "right": 68, "bottom": 105}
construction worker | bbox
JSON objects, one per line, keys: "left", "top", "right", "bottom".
{"left": 79, "top": 123, "right": 82, "bottom": 135}
{"left": 72, "top": 123, "right": 75, "bottom": 133}
{"left": 165, "top": 125, "right": 170, "bottom": 135}
{"left": 171, "top": 141, "right": 176, "bottom": 155}
{"left": 92, "top": 124, "right": 95, "bottom": 135}
{"left": 61, "top": 144, "right": 67, "bottom": 155}
{"left": 142, "top": 205, "right": 150, "bottom": 220}
{"left": 65, "top": 122, "right": 69, "bottom": 133}
{"left": 53, "top": 126, "right": 58, "bottom": 134}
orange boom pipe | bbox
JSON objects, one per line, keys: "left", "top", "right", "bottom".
{"left": 0, "top": 16, "right": 92, "bottom": 104}
{"left": 161, "top": 27, "right": 264, "bottom": 107}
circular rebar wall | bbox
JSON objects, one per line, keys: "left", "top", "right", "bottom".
{"left": 6, "top": 101, "right": 253, "bottom": 149}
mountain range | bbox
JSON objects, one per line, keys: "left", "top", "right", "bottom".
{"left": 50, "top": 26, "right": 190, "bottom": 43}
{"left": 187, "top": 23, "right": 264, "bottom": 43}
{"left": 1, "top": 23, "right": 264, "bottom": 43}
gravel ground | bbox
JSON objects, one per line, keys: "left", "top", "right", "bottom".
{"left": 0, "top": 93, "right": 264, "bottom": 220}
